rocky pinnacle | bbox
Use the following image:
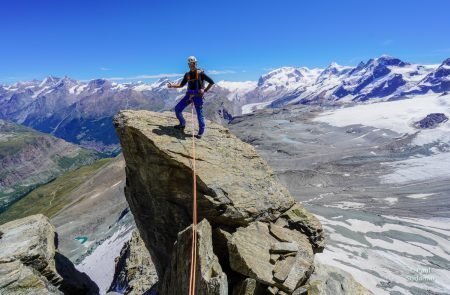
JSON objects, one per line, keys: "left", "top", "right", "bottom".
{"left": 113, "top": 110, "right": 326, "bottom": 294}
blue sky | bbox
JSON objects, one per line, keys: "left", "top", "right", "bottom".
{"left": 1, "top": 0, "right": 450, "bottom": 84}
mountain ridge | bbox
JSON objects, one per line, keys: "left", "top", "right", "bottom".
{"left": 1, "top": 55, "right": 448, "bottom": 153}
{"left": 0, "top": 119, "right": 100, "bottom": 213}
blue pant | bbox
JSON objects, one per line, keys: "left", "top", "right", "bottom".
{"left": 174, "top": 90, "right": 205, "bottom": 135}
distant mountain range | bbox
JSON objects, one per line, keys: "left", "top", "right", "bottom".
{"left": 1, "top": 55, "right": 448, "bottom": 153}
{"left": 250, "top": 55, "right": 449, "bottom": 107}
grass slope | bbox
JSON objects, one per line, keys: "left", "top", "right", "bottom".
{"left": 0, "top": 120, "right": 100, "bottom": 211}
{"left": 0, "top": 157, "right": 114, "bottom": 225}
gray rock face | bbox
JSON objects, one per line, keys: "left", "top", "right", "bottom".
{"left": 108, "top": 230, "right": 158, "bottom": 295}
{"left": 160, "top": 219, "right": 228, "bottom": 295}
{"left": 0, "top": 214, "right": 98, "bottom": 295}
{"left": 113, "top": 110, "right": 295, "bottom": 277}
{"left": 228, "top": 222, "right": 280, "bottom": 285}
{"left": 113, "top": 110, "right": 333, "bottom": 293}
{"left": 305, "top": 259, "right": 374, "bottom": 295}
{"left": 228, "top": 221, "right": 314, "bottom": 292}
{"left": 276, "top": 204, "right": 325, "bottom": 253}
{"left": 232, "top": 278, "right": 265, "bottom": 295}
{"left": 414, "top": 113, "right": 448, "bottom": 129}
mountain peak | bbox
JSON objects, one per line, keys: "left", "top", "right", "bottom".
{"left": 39, "top": 75, "right": 60, "bottom": 87}
{"left": 325, "top": 61, "right": 350, "bottom": 71}
{"left": 155, "top": 77, "right": 170, "bottom": 84}
{"left": 61, "top": 75, "right": 75, "bottom": 82}
{"left": 258, "top": 67, "right": 305, "bottom": 86}
{"left": 319, "top": 62, "right": 351, "bottom": 79}
{"left": 88, "top": 78, "right": 109, "bottom": 87}
{"left": 375, "top": 55, "right": 409, "bottom": 67}
{"left": 378, "top": 54, "right": 394, "bottom": 59}
{"left": 356, "top": 61, "right": 366, "bottom": 68}
{"left": 329, "top": 61, "right": 340, "bottom": 68}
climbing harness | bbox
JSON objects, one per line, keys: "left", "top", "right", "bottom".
{"left": 186, "top": 69, "right": 205, "bottom": 91}
{"left": 188, "top": 103, "right": 198, "bottom": 295}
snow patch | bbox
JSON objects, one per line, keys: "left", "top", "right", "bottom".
{"left": 405, "top": 193, "right": 434, "bottom": 199}
{"left": 76, "top": 225, "right": 133, "bottom": 294}
{"left": 380, "top": 152, "right": 450, "bottom": 184}
{"left": 324, "top": 201, "right": 365, "bottom": 209}
{"left": 384, "top": 197, "right": 398, "bottom": 205}
{"left": 241, "top": 100, "right": 274, "bottom": 114}
{"left": 111, "top": 83, "right": 128, "bottom": 91}
{"left": 314, "top": 92, "right": 450, "bottom": 146}
{"left": 217, "top": 80, "right": 257, "bottom": 101}
{"left": 316, "top": 214, "right": 450, "bottom": 294}
{"left": 133, "top": 84, "right": 154, "bottom": 91}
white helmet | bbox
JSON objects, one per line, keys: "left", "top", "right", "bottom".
{"left": 187, "top": 56, "right": 197, "bottom": 64}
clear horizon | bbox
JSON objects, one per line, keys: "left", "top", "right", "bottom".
{"left": 1, "top": 0, "right": 450, "bottom": 84}
{"left": 1, "top": 54, "right": 448, "bottom": 86}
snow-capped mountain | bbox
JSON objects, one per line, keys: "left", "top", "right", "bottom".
{"left": 253, "top": 67, "right": 322, "bottom": 104}
{"left": 0, "top": 74, "right": 233, "bottom": 153}
{"left": 216, "top": 81, "right": 257, "bottom": 102}
{"left": 270, "top": 55, "right": 441, "bottom": 106}
{"left": 237, "top": 56, "right": 448, "bottom": 113}
{"left": 0, "top": 55, "right": 448, "bottom": 153}
{"left": 411, "top": 58, "right": 450, "bottom": 94}
{"left": 330, "top": 56, "right": 433, "bottom": 102}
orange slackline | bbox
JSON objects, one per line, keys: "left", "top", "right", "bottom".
{"left": 188, "top": 102, "right": 198, "bottom": 295}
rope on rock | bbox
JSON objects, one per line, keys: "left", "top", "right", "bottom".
{"left": 188, "top": 102, "right": 198, "bottom": 295}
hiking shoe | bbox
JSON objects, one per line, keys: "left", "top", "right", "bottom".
{"left": 173, "top": 124, "right": 185, "bottom": 131}
{"left": 195, "top": 134, "right": 202, "bottom": 139}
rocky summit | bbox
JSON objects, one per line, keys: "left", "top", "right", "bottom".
{"left": 112, "top": 110, "right": 367, "bottom": 294}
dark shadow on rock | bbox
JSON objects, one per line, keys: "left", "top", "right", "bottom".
{"left": 55, "top": 252, "right": 100, "bottom": 295}
{"left": 107, "top": 241, "right": 128, "bottom": 293}
{"left": 151, "top": 124, "right": 190, "bottom": 140}
{"left": 144, "top": 283, "right": 159, "bottom": 295}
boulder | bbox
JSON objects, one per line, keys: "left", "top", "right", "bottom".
{"left": 269, "top": 223, "right": 294, "bottom": 242}
{"left": 0, "top": 214, "right": 98, "bottom": 295}
{"left": 228, "top": 222, "right": 277, "bottom": 285}
{"left": 281, "top": 251, "right": 314, "bottom": 292}
{"left": 159, "top": 219, "right": 228, "bottom": 295}
{"left": 108, "top": 230, "right": 158, "bottom": 295}
{"left": 273, "top": 256, "right": 296, "bottom": 282}
{"left": 305, "top": 259, "right": 374, "bottom": 295}
{"left": 228, "top": 221, "right": 314, "bottom": 292}
{"left": 276, "top": 204, "right": 325, "bottom": 253}
{"left": 271, "top": 225, "right": 315, "bottom": 292}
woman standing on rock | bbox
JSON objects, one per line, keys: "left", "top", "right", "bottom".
{"left": 167, "top": 56, "right": 215, "bottom": 139}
